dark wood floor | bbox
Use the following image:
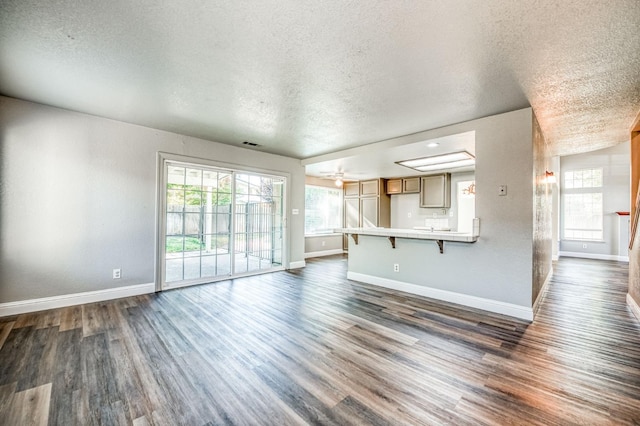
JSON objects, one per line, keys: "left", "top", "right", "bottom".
{"left": 1, "top": 256, "right": 640, "bottom": 425}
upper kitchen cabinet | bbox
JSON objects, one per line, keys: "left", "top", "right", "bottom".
{"left": 343, "top": 182, "right": 360, "bottom": 197}
{"left": 386, "top": 179, "right": 403, "bottom": 194}
{"left": 386, "top": 177, "right": 420, "bottom": 194}
{"left": 402, "top": 177, "right": 420, "bottom": 193}
{"left": 360, "top": 179, "right": 384, "bottom": 196}
{"left": 420, "top": 174, "right": 451, "bottom": 208}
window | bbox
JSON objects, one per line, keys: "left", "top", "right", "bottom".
{"left": 562, "top": 168, "right": 603, "bottom": 240}
{"left": 305, "top": 185, "right": 342, "bottom": 234}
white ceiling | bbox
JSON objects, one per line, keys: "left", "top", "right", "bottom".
{"left": 304, "top": 131, "right": 476, "bottom": 181}
{"left": 1, "top": 1, "right": 639, "bottom": 163}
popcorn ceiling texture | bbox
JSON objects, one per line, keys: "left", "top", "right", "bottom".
{"left": 0, "top": 0, "right": 638, "bottom": 158}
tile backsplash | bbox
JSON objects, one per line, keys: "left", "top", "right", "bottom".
{"left": 424, "top": 218, "right": 450, "bottom": 229}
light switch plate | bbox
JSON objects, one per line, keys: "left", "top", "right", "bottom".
{"left": 292, "top": 208, "right": 299, "bottom": 215}
{"left": 498, "top": 185, "right": 507, "bottom": 196}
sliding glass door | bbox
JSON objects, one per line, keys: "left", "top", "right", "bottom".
{"left": 160, "top": 160, "right": 285, "bottom": 289}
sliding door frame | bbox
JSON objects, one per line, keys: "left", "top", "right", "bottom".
{"left": 155, "top": 152, "right": 289, "bottom": 292}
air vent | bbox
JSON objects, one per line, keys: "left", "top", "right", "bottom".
{"left": 242, "top": 141, "right": 260, "bottom": 147}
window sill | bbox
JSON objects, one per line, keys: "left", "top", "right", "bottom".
{"left": 561, "top": 239, "right": 605, "bottom": 244}
{"left": 305, "top": 232, "right": 343, "bottom": 238}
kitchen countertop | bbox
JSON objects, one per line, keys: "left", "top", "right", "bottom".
{"left": 334, "top": 226, "right": 479, "bottom": 243}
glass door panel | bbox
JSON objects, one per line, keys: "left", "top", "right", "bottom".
{"left": 162, "top": 162, "right": 284, "bottom": 288}
{"left": 232, "top": 174, "right": 284, "bottom": 275}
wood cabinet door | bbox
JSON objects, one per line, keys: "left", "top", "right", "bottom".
{"left": 360, "top": 180, "right": 379, "bottom": 196}
{"left": 403, "top": 177, "right": 420, "bottom": 193}
{"left": 360, "top": 197, "right": 379, "bottom": 228}
{"left": 343, "top": 182, "right": 360, "bottom": 197}
{"left": 344, "top": 197, "right": 360, "bottom": 228}
{"left": 420, "top": 174, "right": 451, "bottom": 208}
{"left": 386, "top": 179, "right": 402, "bottom": 194}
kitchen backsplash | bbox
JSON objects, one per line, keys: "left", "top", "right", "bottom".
{"left": 424, "top": 218, "right": 450, "bottom": 229}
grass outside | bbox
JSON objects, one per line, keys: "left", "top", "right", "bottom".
{"left": 166, "top": 236, "right": 203, "bottom": 253}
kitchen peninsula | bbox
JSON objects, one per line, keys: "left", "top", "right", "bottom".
{"left": 336, "top": 216, "right": 534, "bottom": 322}
{"left": 339, "top": 221, "right": 479, "bottom": 253}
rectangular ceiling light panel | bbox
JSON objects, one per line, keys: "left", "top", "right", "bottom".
{"left": 397, "top": 151, "right": 475, "bottom": 172}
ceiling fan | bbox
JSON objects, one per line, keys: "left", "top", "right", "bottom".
{"left": 321, "top": 172, "right": 350, "bottom": 187}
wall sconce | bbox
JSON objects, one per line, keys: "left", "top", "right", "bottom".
{"left": 544, "top": 171, "right": 556, "bottom": 184}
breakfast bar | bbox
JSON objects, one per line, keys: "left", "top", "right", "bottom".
{"left": 338, "top": 220, "right": 479, "bottom": 253}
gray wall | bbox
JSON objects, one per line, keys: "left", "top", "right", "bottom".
{"left": 350, "top": 108, "right": 544, "bottom": 308}
{"left": 0, "top": 96, "right": 305, "bottom": 303}
{"left": 559, "top": 142, "right": 630, "bottom": 258}
{"left": 532, "top": 112, "right": 552, "bottom": 304}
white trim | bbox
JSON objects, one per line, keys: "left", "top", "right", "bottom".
{"left": 156, "top": 152, "right": 291, "bottom": 290}
{"left": 347, "top": 272, "right": 533, "bottom": 321}
{"left": 627, "top": 294, "right": 640, "bottom": 323}
{"left": 304, "top": 249, "right": 344, "bottom": 259}
{"left": 533, "top": 267, "right": 553, "bottom": 315}
{"left": 163, "top": 267, "right": 285, "bottom": 291}
{"left": 288, "top": 261, "right": 306, "bottom": 269}
{"left": 559, "top": 251, "right": 629, "bottom": 262}
{"left": 0, "top": 283, "right": 155, "bottom": 317}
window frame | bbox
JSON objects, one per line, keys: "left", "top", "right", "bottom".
{"left": 304, "top": 184, "right": 343, "bottom": 236}
{"left": 561, "top": 167, "right": 604, "bottom": 242}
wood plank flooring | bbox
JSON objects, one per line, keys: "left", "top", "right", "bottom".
{"left": 1, "top": 256, "right": 640, "bottom": 425}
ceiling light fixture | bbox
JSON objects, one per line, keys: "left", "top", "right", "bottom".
{"left": 334, "top": 173, "right": 344, "bottom": 187}
{"left": 396, "top": 151, "right": 475, "bottom": 172}
{"left": 427, "top": 142, "right": 439, "bottom": 148}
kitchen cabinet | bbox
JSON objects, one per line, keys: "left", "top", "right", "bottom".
{"left": 344, "top": 182, "right": 360, "bottom": 197}
{"left": 360, "top": 179, "right": 381, "bottom": 196}
{"left": 403, "top": 177, "right": 420, "bottom": 193}
{"left": 343, "top": 179, "right": 390, "bottom": 250}
{"left": 386, "top": 179, "right": 402, "bottom": 194}
{"left": 420, "top": 174, "right": 451, "bottom": 208}
{"left": 386, "top": 177, "right": 420, "bottom": 194}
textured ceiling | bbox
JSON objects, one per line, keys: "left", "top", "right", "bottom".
{"left": 1, "top": 0, "right": 639, "bottom": 159}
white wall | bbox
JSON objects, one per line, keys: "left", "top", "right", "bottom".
{"left": 559, "top": 142, "right": 630, "bottom": 260}
{"left": 391, "top": 172, "right": 475, "bottom": 230}
{"left": 0, "top": 96, "right": 306, "bottom": 303}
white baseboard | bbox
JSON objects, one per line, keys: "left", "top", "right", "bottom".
{"left": 304, "top": 249, "right": 344, "bottom": 259}
{"left": 628, "top": 294, "right": 640, "bottom": 323}
{"left": 288, "top": 260, "right": 306, "bottom": 269}
{"left": 347, "top": 272, "right": 533, "bottom": 322}
{"left": 559, "top": 251, "right": 629, "bottom": 262}
{"left": 0, "top": 283, "right": 155, "bottom": 317}
{"left": 533, "top": 267, "right": 553, "bottom": 315}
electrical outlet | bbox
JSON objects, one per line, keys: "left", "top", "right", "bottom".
{"left": 393, "top": 263, "right": 400, "bottom": 272}
{"left": 321, "top": 240, "right": 326, "bottom": 247}
{"left": 113, "top": 268, "right": 121, "bottom": 279}
{"left": 498, "top": 185, "right": 507, "bottom": 196}
{"left": 582, "top": 243, "right": 587, "bottom": 249}
{"left": 407, "top": 211, "right": 412, "bottom": 218}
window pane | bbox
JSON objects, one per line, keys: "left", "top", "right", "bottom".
{"left": 305, "top": 185, "right": 343, "bottom": 234}
{"left": 563, "top": 193, "right": 603, "bottom": 240}
{"left": 564, "top": 168, "right": 603, "bottom": 189}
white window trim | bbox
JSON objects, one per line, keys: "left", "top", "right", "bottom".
{"left": 304, "top": 184, "right": 343, "bottom": 236}
{"left": 561, "top": 167, "right": 604, "bottom": 242}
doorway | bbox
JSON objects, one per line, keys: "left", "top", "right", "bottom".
{"left": 158, "top": 157, "right": 286, "bottom": 290}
